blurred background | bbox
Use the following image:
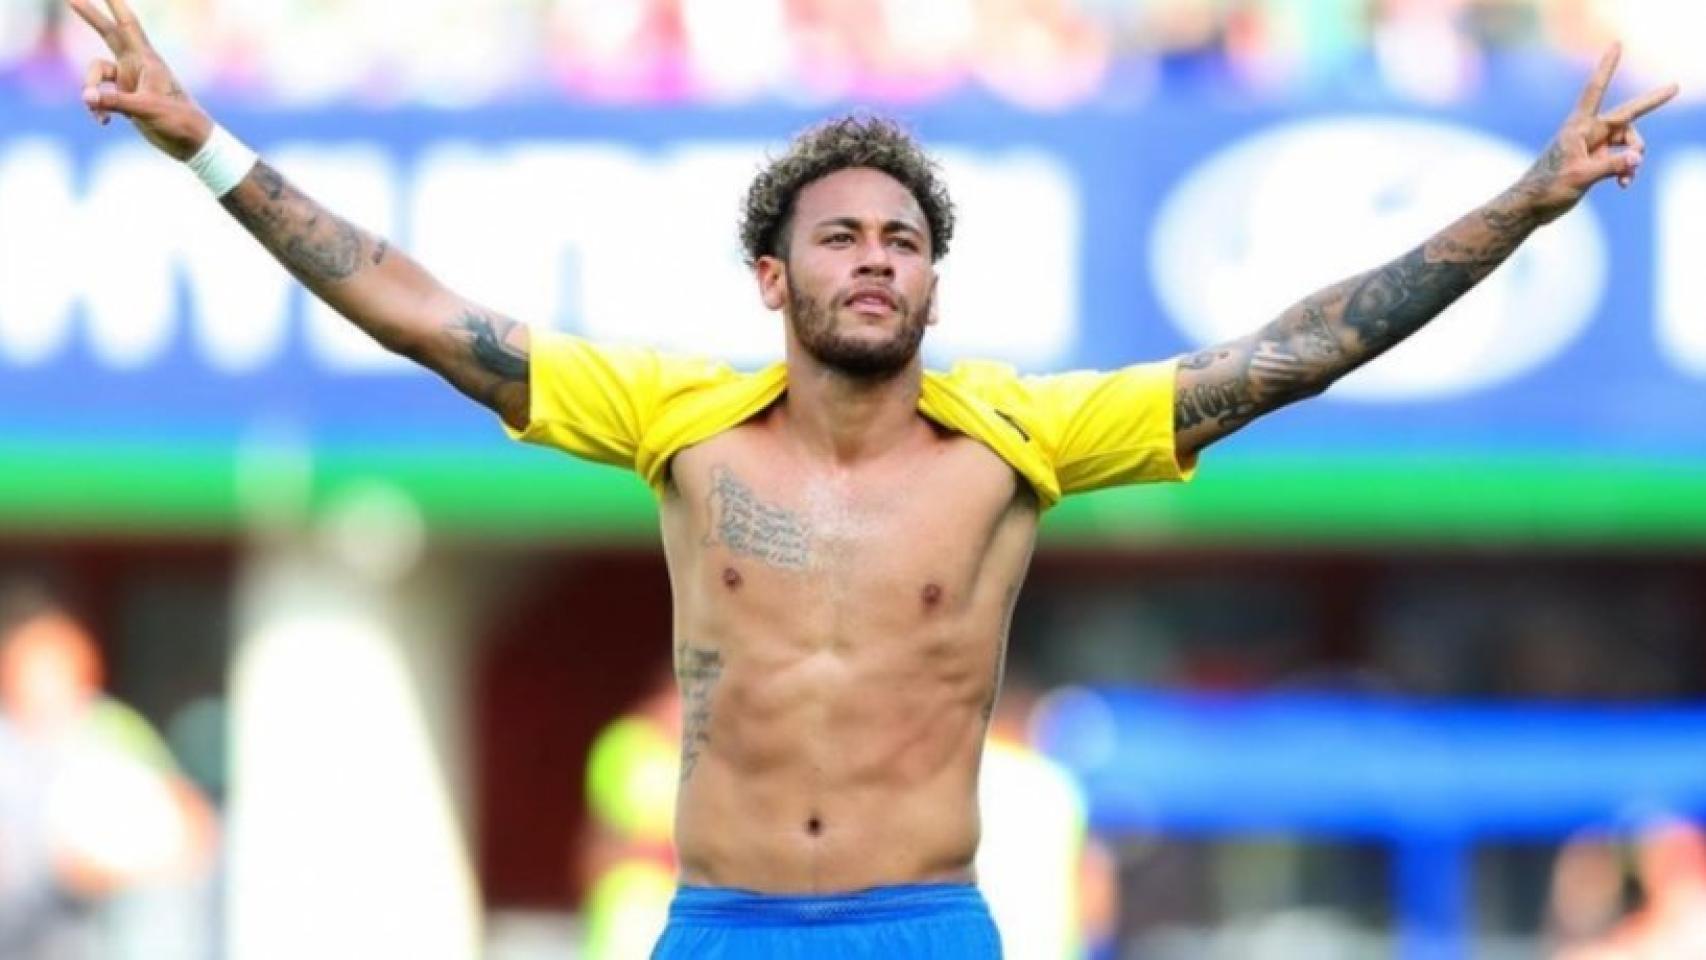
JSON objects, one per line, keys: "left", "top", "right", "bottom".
{"left": 4, "top": 0, "right": 1706, "bottom": 957}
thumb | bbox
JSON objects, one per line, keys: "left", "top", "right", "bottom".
{"left": 83, "top": 86, "right": 154, "bottom": 119}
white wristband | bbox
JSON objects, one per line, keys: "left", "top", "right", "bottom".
{"left": 185, "top": 125, "right": 258, "bottom": 198}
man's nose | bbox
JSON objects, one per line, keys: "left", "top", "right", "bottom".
{"left": 854, "top": 239, "right": 894, "bottom": 277}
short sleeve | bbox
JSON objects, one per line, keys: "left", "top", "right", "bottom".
{"left": 506, "top": 330, "right": 718, "bottom": 471}
{"left": 1023, "top": 358, "right": 1196, "bottom": 495}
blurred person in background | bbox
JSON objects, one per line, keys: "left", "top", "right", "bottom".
{"left": 976, "top": 673, "right": 1119, "bottom": 959}
{"left": 577, "top": 666, "right": 681, "bottom": 960}
{"left": 1553, "top": 818, "right": 1706, "bottom": 960}
{"left": 0, "top": 586, "right": 216, "bottom": 960}
{"left": 67, "top": 0, "right": 1675, "bottom": 952}
{"left": 1546, "top": 827, "right": 1627, "bottom": 954}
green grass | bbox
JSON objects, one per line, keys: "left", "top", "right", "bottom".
{"left": 4, "top": 440, "right": 1704, "bottom": 547}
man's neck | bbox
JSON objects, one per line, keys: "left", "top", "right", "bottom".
{"left": 778, "top": 354, "right": 927, "bottom": 466}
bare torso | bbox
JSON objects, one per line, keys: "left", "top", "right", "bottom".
{"left": 660, "top": 403, "right": 1038, "bottom": 892}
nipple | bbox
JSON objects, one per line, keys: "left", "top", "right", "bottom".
{"left": 921, "top": 583, "right": 943, "bottom": 608}
{"left": 722, "top": 567, "right": 743, "bottom": 589}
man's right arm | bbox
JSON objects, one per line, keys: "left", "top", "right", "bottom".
{"left": 68, "top": 0, "right": 531, "bottom": 429}
{"left": 218, "top": 162, "right": 531, "bottom": 429}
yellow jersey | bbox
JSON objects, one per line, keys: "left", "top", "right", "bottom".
{"left": 506, "top": 331, "right": 1194, "bottom": 509}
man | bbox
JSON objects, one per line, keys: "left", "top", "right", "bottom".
{"left": 0, "top": 587, "right": 217, "bottom": 959}
{"left": 68, "top": 0, "right": 1675, "bottom": 954}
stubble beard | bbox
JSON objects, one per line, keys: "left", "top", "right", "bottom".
{"left": 786, "top": 277, "right": 930, "bottom": 379}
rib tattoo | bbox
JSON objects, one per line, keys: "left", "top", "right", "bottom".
{"left": 677, "top": 641, "right": 724, "bottom": 782}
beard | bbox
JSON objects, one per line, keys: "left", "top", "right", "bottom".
{"left": 786, "top": 276, "right": 930, "bottom": 379}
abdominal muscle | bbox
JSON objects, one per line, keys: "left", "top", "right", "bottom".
{"left": 660, "top": 423, "right": 1036, "bottom": 893}
{"left": 672, "top": 641, "right": 993, "bottom": 891}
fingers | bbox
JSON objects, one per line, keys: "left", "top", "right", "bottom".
{"left": 1616, "top": 125, "right": 1645, "bottom": 188}
{"left": 81, "top": 85, "right": 152, "bottom": 121}
{"left": 1603, "top": 83, "right": 1681, "bottom": 125}
{"left": 1574, "top": 42, "right": 1621, "bottom": 117}
{"left": 65, "top": 0, "right": 120, "bottom": 48}
{"left": 103, "top": 0, "right": 140, "bottom": 31}
{"left": 83, "top": 58, "right": 117, "bottom": 124}
{"left": 1587, "top": 147, "right": 1642, "bottom": 189}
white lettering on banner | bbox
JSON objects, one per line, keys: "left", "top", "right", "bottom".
{"left": 81, "top": 144, "right": 191, "bottom": 369}
{"left": 0, "top": 138, "right": 297, "bottom": 373}
{"left": 0, "top": 139, "right": 79, "bottom": 365}
{"left": 930, "top": 150, "right": 1079, "bottom": 365}
{"left": 1657, "top": 152, "right": 1706, "bottom": 376}
{"left": 180, "top": 166, "right": 294, "bottom": 375}
{"left": 1150, "top": 118, "right": 1608, "bottom": 402}
{"left": 0, "top": 139, "right": 1079, "bottom": 373}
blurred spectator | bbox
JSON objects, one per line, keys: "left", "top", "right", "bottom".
{"left": 1546, "top": 828, "right": 1626, "bottom": 953}
{"left": 977, "top": 673, "right": 1119, "bottom": 959}
{"left": 7, "top": 0, "right": 1696, "bottom": 110}
{"left": 0, "top": 586, "right": 217, "bottom": 960}
{"left": 577, "top": 665, "right": 679, "bottom": 960}
{"left": 1553, "top": 818, "right": 1706, "bottom": 960}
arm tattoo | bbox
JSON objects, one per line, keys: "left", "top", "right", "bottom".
{"left": 221, "top": 163, "right": 367, "bottom": 283}
{"left": 434, "top": 309, "right": 530, "bottom": 423}
{"left": 455, "top": 311, "right": 528, "bottom": 382}
{"left": 677, "top": 641, "right": 724, "bottom": 782}
{"left": 703, "top": 466, "right": 811, "bottom": 570}
{"left": 1176, "top": 298, "right": 1345, "bottom": 435}
{"left": 220, "top": 161, "right": 530, "bottom": 426}
{"left": 1176, "top": 169, "right": 1547, "bottom": 449}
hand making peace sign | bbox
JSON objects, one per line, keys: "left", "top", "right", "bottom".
{"left": 1517, "top": 43, "right": 1679, "bottom": 224}
{"left": 68, "top": 0, "right": 213, "bottom": 161}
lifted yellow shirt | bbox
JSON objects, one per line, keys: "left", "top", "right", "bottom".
{"left": 507, "top": 331, "right": 1194, "bottom": 510}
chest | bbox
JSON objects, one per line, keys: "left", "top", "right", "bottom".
{"left": 663, "top": 425, "right": 1030, "bottom": 586}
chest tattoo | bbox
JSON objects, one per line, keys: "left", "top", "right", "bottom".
{"left": 703, "top": 465, "right": 812, "bottom": 571}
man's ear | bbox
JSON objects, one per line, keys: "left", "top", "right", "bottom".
{"left": 756, "top": 255, "right": 787, "bottom": 311}
{"left": 927, "top": 274, "right": 940, "bottom": 326}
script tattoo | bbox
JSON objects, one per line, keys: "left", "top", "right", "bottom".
{"left": 1175, "top": 298, "right": 1346, "bottom": 435}
{"left": 677, "top": 642, "right": 724, "bottom": 782}
{"left": 221, "top": 163, "right": 365, "bottom": 283}
{"left": 704, "top": 466, "right": 811, "bottom": 570}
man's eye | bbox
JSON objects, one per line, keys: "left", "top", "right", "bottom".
{"left": 824, "top": 233, "right": 854, "bottom": 245}
{"left": 889, "top": 236, "right": 919, "bottom": 251}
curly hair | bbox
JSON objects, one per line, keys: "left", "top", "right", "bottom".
{"left": 740, "top": 115, "right": 955, "bottom": 267}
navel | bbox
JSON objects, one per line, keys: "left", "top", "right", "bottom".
{"left": 722, "top": 566, "right": 743, "bottom": 589}
{"left": 805, "top": 815, "right": 824, "bottom": 837}
{"left": 921, "top": 583, "right": 943, "bottom": 608}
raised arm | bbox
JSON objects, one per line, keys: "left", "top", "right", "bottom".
{"left": 1173, "top": 45, "right": 1677, "bottom": 461}
{"left": 68, "top": 0, "right": 530, "bottom": 429}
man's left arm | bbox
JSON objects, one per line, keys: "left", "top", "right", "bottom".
{"left": 1173, "top": 45, "right": 1678, "bottom": 461}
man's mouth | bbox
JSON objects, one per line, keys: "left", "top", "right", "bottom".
{"left": 844, "top": 289, "right": 897, "bottom": 313}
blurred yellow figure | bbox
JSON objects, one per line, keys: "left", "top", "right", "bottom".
{"left": 580, "top": 674, "right": 680, "bottom": 959}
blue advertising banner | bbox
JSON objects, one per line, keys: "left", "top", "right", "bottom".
{"left": 2, "top": 91, "right": 1703, "bottom": 536}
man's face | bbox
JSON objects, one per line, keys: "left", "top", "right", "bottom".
{"left": 759, "top": 167, "right": 937, "bottom": 378}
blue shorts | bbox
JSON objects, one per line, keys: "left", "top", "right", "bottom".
{"left": 652, "top": 882, "right": 1002, "bottom": 958}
